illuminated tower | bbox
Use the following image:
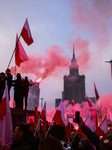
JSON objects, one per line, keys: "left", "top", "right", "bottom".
{"left": 63, "top": 45, "right": 85, "bottom": 104}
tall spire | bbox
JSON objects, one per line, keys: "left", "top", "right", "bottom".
{"left": 71, "top": 43, "right": 76, "bottom": 63}
{"left": 70, "top": 43, "right": 79, "bottom": 75}
{"left": 73, "top": 43, "right": 75, "bottom": 59}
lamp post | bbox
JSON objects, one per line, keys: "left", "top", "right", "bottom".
{"left": 41, "top": 98, "right": 44, "bottom": 109}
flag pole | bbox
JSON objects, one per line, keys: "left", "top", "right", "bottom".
{"left": 34, "top": 114, "right": 40, "bottom": 136}
{"left": 45, "top": 121, "right": 53, "bottom": 138}
{"left": 69, "top": 131, "right": 78, "bottom": 145}
{"left": 3, "top": 116, "right": 6, "bottom": 146}
{"left": 7, "top": 34, "right": 21, "bottom": 69}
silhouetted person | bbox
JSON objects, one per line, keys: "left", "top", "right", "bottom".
{"left": 39, "top": 136, "right": 64, "bottom": 150}
{"left": 5, "top": 69, "right": 13, "bottom": 100}
{"left": 49, "top": 124, "right": 71, "bottom": 150}
{"left": 79, "top": 138, "right": 92, "bottom": 150}
{"left": 12, "top": 73, "right": 23, "bottom": 109}
{"left": 22, "top": 76, "right": 34, "bottom": 110}
{"left": 10, "top": 124, "right": 34, "bottom": 150}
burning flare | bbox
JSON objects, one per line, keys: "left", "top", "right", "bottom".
{"left": 36, "top": 77, "right": 43, "bottom": 83}
{"left": 74, "top": 125, "right": 79, "bottom": 130}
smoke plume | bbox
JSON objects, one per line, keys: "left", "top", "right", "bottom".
{"left": 68, "top": 0, "right": 112, "bottom": 72}
{"left": 10, "top": 45, "right": 70, "bottom": 79}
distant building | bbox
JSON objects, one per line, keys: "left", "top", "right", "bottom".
{"left": 55, "top": 98, "right": 61, "bottom": 108}
{"left": 88, "top": 97, "right": 96, "bottom": 104}
{"left": 63, "top": 45, "right": 85, "bottom": 104}
{"left": 27, "top": 81, "right": 40, "bottom": 110}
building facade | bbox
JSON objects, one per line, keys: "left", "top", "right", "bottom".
{"left": 28, "top": 81, "right": 40, "bottom": 110}
{"left": 63, "top": 46, "right": 85, "bottom": 104}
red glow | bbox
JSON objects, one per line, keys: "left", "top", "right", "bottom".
{"left": 74, "top": 125, "right": 79, "bottom": 130}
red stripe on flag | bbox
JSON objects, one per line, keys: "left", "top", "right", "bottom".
{"left": 53, "top": 110, "right": 65, "bottom": 127}
{"left": 40, "top": 102, "right": 47, "bottom": 133}
{"left": 94, "top": 83, "right": 100, "bottom": 101}
{"left": 21, "top": 18, "right": 33, "bottom": 46}
{"left": 0, "top": 97, "right": 6, "bottom": 118}
{"left": 85, "top": 94, "right": 92, "bottom": 107}
{"left": 15, "top": 34, "right": 28, "bottom": 66}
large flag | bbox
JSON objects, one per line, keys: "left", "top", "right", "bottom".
{"left": 0, "top": 81, "right": 12, "bottom": 147}
{"left": 40, "top": 102, "right": 47, "bottom": 133}
{"left": 95, "top": 116, "right": 108, "bottom": 139}
{"left": 15, "top": 34, "right": 28, "bottom": 66}
{"left": 94, "top": 83, "right": 100, "bottom": 101}
{"left": 53, "top": 100, "right": 69, "bottom": 137}
{"left": 53, "top": 100, "right": 66, "bottom": 127}
{"left": 85, "top": 94, "right": 92, "bottom": 107}
{"left": 21, "top": 18, "right": 33, "bottom": 46}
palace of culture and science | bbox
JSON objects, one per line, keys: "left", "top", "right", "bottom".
{"left": 56, "top": 45, "right": 86, "bottom": 107}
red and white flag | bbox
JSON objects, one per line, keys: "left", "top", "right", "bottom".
{"left": 95, "top": 116, "right": 108, "bottom": 139}
{"left": 0, "top": 81, "right": 12, "bottom": 148}
{"left": 15, "top": 34, "right": 28, "bottom": 66}
{"left": 40, "top": 102, "right": 47, "bottom": 133}
{"left": 85, "top": 94, "right": 92, "bottom": 107}
{"left": 94, "top": 83, "right": 100, "bottom": 101}
{"left": 21, "top": 18, "right": 33, "bottom": 46}
{"left": 53, "top": 100, "right": 66, "bottom": 127}
{"left": 84, "top": 115, "right": 96, "bottom": 132}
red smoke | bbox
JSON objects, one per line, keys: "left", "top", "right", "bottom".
{"left": 9, "top": 94, "right": 112, "bottom": 123}
{"left": 75, "top": 37, "right": 91, "bottom": 72}
{"left": 40, "top": 94, "right": 112, "bottom": 123}
{"left": 69, "top": 0, "right": 112, "bottom": 72}
{"left": 70, "top": 0, "right": 112, "bottom": 47}
{"left": 10, "top": 45, "right": 70, "bottom": 79}
{"left": 99, "top": 94, "right": 112, "bottom": 109}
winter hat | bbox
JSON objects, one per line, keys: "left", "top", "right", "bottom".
{"left": 80, "top": 138, "right": 89, "bottom": 146}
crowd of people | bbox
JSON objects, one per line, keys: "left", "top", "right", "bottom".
{"left": 0, "top": 69, "right": 34, "bottom": 110}
{"left": 1, "top": 117, "right": 112, "bottom": 150}
{"left": 0, "top": 69, "right": 112, "bottom": 150}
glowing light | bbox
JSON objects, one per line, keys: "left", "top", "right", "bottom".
{"left": 36, "top": 77, "right": 43, "bottom": 83}
{"left": 74, "top": 126, "right": 79, "bottom": 130}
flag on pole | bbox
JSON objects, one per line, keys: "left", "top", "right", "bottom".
{"left": 84, "top": 115, "right": 96, "bottom": 132}
{"left": 40, "top": 102, "right": 47, "bottom": 133}
{"left": 15, "top": 34, "right": 28, "bottom": 66}
{"left": 95, "top": 116, "right": 108, "bottom": 138}
{"left": 53, "top": 100, "right": 66, "bottom": 127}
{"left": 94, "top": 83, "right": 100, "bottom": 101}
{"left": 0, "top": 81, "right": 12, "bottom": 147}
{"left": 21, "top": 18, "right": 33, "bottom": 46}
{"left": 85, "top": 94, "right": 92, "bottom": 107}
{"left": 53, "top": 100, "right": 69, "bottom": 136}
